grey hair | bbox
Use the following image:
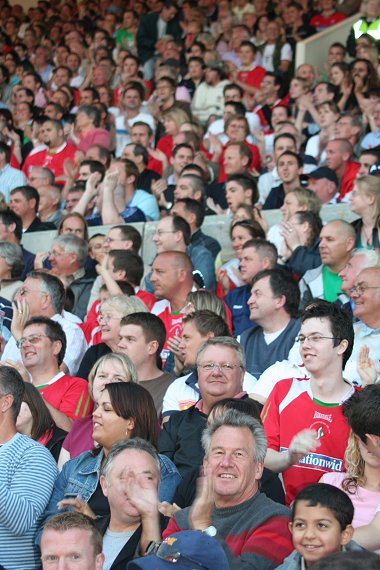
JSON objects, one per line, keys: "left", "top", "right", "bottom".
{"left": 196, "top": 336, "right": 246, "bottom": 369}
{"left": 0, "top": 241, "right": 23, "bottom": 277}
{"left": 202, "top": 409, "right": 267, "bottom": 463}
{"left": 352, "top": 248, "right": 380, "bottom": 268}
{"left": 181, "top": 174, "right": 206, "bottom": 198}
{"left": 101, "top": 438, "right": 161, "bottom": 486}
{"left": 52, "top": 234, "right": 88, "bottom": 267}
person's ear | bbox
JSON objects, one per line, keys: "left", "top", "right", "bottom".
{"left": 340, "top": 524, "right": 354, "bottom": 546}
{"left": 96, "top": 553, "right": 105, "bottom": 570}
{"left": 337, "top": 338, "right": 348, "bottom": 357}
{"left": 288, "top": 521, "right": 294, "bottom": 534}
{"left": 147, "top": 339, "right": 159, "bottom": 356}
{"left": 99, "top": 474, "right": 108, "bottom": 497}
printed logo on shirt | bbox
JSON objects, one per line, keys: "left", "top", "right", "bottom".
{"left": 313, "top": 411, "right": 333, "bottom": 423}
{"left": 280, "top": 447, "right": 344, "bottom": 472}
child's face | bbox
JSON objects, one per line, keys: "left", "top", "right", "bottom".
{"left": 290, "top": 501, "right": 353, "bottom": 567}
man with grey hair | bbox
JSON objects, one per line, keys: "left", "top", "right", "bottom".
{"left": 0, "top": 241, "right": 24, "bottom": 301}
{"left": 98, "top": 439, "right": 167, "bottom": 567}
{"left": 159, "top": 337, "right": 250, "bottom": 475}
{"left": 163, "top": 409, "right": 293, "bottom": 569}
{"left": 37, "top": 234, "right": 94, "bottom": 320}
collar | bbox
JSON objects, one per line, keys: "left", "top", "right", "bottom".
{"left": 35, "top": 370, "right": 65, "bottom": 388}
{"left": 360, "top": 322, "right": 380, "bottom": 336}
{"left": 47, "top": 141, "right": 67, "bottom": 155}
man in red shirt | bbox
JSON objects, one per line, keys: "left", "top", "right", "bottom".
{"left": 230, "top": 41, "right": 266, "bottom": 96}
{"left": 151, "top": 251, "right": 194, "bottom": 364}
{"left": 325, "top": 139, "right": 360, "bottom": 200}
{"left": 22, "top": 119, "right": 76, "bottom": 185}
{"left": 262, "top": 300, "right": 355, "bottom": 505}
{"left": 19, "top": 316, "right": 92, "bottom": 432}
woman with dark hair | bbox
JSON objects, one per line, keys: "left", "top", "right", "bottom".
{"left": 43, "top": 382, "right": 180, "bottom": 527}
{"left": 16, "top": 383, "right": 67, "bottom": 461}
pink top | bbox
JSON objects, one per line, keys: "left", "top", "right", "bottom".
{"left": 321, "top": 471, "right": 380, "bottom": 528}
{"left": 75, "top": 128, "right": 112, "bottom": 153}
{"left": 62, "top": 415, "right": 94, "bottom": 458}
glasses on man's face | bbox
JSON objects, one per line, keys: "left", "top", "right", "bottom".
{"left": 198, "top": 362, "right": 242, "bottom": 374}
{"left": 17, "top": 333, "right": 51, "bottom": 349}
{"left": 350, "top": 284, "right": 380, "bottom": 296}
{"left": 296, "top": 334, "right": 341, "bottom": 345}
{"left": 48, "top": 250, "right": 67, "bottom": 257}
{"left": 97, "top": 313, "right": 122, "bottom": 325}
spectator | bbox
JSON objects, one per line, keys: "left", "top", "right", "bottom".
{"left": 299, "top": 220, "right": 356, "bottom": 308}
{"left": 9, "top": 185, "right": 56, "bottom": 232}
{"left": 263, "top": 300, "right": 355, "bottom": 505}
{"left": 149, "top": 215, "right": 216, "bottom": 291}
{"left": 16, "top": 382, "right": 67, "bottom": 462}
{"left": 22, "top": 119, "right": 76, "bottom": 185}
{"left": 0, "top": 141, "right": 26, "bottom": 203}
{"left": 1, "top": 271, "right": 87, "bottom": 375}
{"left": 40, "top": 512, "right": 104, "bottom": 570}
{"left": 41, "top": 382, "right": 180, "bottom": 527}
{"left": 225, "top": 238, "right": 278, "bottom": 336}
{"left": 325, "top": 139, "right": 360, "bottom": 200}
{"left": 278, "top": 483, "right": 359, "bottom": 569}
{"left": 0, "top": 209, "right": 35, "bottom": 278}
{"left": 171, "top": 198, "right": 221, "bottom": 260}
{"left": 118, "top": 312, "right": 174, "bottom": 415}
{"left": 17, "top": 316, "right": 92, "bottom": 431}
{"left": 98, "top": 439, "right": 169, "bottom": 567}
{"left": 241, "top": 268, "right": 300, "bottom": 377}
{"left": 163, "top": 407, "right": 293, "bottom": 568}
{"left": 0, "top": 238, "right": 23, "bottom": 301}
{"left": 349, "top": 175, "right": 380, "bottom": 248}
{"left": 307, "top": 166, "right": 340, "bottom": 204}
{"left": 0, "top": 365, "right": 57, "bottom": 570}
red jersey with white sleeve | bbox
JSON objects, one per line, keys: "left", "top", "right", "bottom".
{"left": 37, "top": 372, "right": 93, "bottom": 421}
{"left": 262, "top": 377, "right": 355, "bottom": 505}
{"left": 151, "top": 299, "right": 183, "bottom": 365}
{"left": 22, "top": 142, "right": 77, "bottom": 182}
{"left": 238, "top": 65, "right": 266, "bottom": 90}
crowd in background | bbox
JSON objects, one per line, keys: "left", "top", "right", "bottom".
{"left": 0, "top": 0, "right": 380, "bottom": 568}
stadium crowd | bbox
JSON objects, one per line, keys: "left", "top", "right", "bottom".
{"left": 0, "top": 0, "right": 380, "bottom": 567}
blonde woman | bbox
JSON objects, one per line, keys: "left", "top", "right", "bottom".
{"left": 321, "top": 430, "right": 380, "bottom": 539}
{"left": 350, "top": 175, "right": 380, "bottom": 248}
{"left": 156, "top": 107, "right": 191, "bottom": 160}
{"left": 58, "top": 352, "right": 138, "bottom": 468}
{"left": 77, "top": 295, "right": 148, "bottom": 379}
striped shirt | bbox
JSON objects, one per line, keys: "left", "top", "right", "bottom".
{"left": 0, "top": 433, "right": 57, "bottom": 570}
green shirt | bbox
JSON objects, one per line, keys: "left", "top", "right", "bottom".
{"left": 322, "top": 265, "right": 342, "bottom": 302}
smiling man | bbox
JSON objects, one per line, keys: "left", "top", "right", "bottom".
{"left": 263, "top": 300, "right": 355, "bottom": 505}
{"left": 19, "top": 316, "right": 92, "bottom": 432}
{"left": 159, "top": 337, "right": 249, "bottom": 475}
{"left": 163, "top": 409, "right": 293, "bottom": 569}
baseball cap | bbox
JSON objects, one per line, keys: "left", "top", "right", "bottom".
{"left": 127, "top": 530, "right": 230, "bottom": 570}
{"left": 307, "top": 166, "right": 338, "bottom": 186}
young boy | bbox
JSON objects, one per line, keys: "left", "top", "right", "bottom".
{"left": 277, "top": 483, "right": 363, "bottom": 568}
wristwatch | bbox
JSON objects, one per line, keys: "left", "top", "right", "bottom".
{"left": 202, "top": 525, "right": 217, "bottom": 537}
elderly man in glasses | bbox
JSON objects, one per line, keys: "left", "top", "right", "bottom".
{"left": 343, "top": 266, "right": 380, "bottom": 387}
{"left": 263, "top": 300, "right": 356, "bottom": 506}
{"left": 159, "top": 337, "right": 250, "bottom": 476}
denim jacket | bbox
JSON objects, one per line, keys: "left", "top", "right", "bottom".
{"left": 38, "top": 449, "right": 181, "bottom": 541}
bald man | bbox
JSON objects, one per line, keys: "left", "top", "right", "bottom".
{"left": 151, "top": 251, "right": 194, "bottom": 364}
{"left": 299, "top": 220, "right": 356, "bottom": 309}
{"left": 325, "top": 139, "right": 360, "bottom": 200}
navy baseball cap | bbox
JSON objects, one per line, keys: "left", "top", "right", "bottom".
{"left": 127, "top": 530, "right": 230, "bottom": 570}
{"left": 307, "top": 166, "right": 339, "bottom": 186}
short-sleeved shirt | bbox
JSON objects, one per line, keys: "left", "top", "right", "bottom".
{"left": 37, "top": 372, "right": 93, "bottom": 420}
{"left": 262, "top": 377, "right": 354, "bottom": 505}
